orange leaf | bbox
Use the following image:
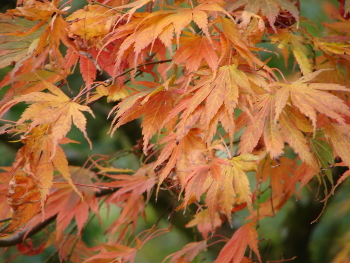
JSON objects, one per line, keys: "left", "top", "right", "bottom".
{"left": 186, "top": 210, "right": 222, "bottom": 239}
{"left": 6, "top": 0, "right": 60, "bottom": 21}
{"left": 229, "top": 0, "right": 299, "bottom": 31}
{"left": 84, "top": 242, "right": 137, "bottom": 263}
{"left": 66, "top": 5, "right": 118, "bottom": 47}
{"left": 41, "top": 167, "right": 99, "bottom": 240}
{"left": 80, "top": 55, "right": 97, "bottom": 87}
{"left": 1, "top": 80, "right": 95, "bottom": 149}
{"left": 215, "top": 222, "right": 261, "bottom": 263}
{"left": 0, "top": 172, "right": 41, "bottom": 237}
{"left": 239, "top": 94, "right": 272, "bottom": 154}
{"left": 271, "top": 70, "right": 350, "bottom": 130}
{"left": 174, "top": 33, "right": 220, "bottom": 72}
{"left": 229, "top": 154, "right": 258, "bottom": 212}
{"left": 324, "top": 124, "right": 350, "bottom": 167}
{"left": 280, "top": 109, "right": 318, "bottom": 169}
{"left": 162, "top": 240, "right": 207, "bottom": 263}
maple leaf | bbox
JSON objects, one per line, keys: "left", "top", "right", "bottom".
{"left": 55, "top": 234, "right": 94, "bottom": 262}
{"left": 172, "top": 64, "right": 252, "bottom": 142}
{"left": 220, "top": 17, "right": 266, "bottom": 67}
{"left": 174, "top": 33, "right": 220, "bottom": 72}
{"left": 186, "top": 209, "right": 222, "bottom": 239}
{"left": 0, "top": 79, "right": 95, "bottom": 150}
{"left": 271, "top": 70, "right": 350, "bottom": 130}
{"left": 324, "top": 124, "right": 350, "bottom": 167}
{"left": 6, "top": 0, "right": 61, "bottom": 21}
{"left": 98, "top": 165, "right": 156, "bottom": 239}
{"left": 228, "top": 0, "right": 299, "bottom": 31}
{"left": 310, "top": 130, "right": 335, "bottom": 183}
{"left": 238, "top": 70, "right": 350, "bottom": 165}
{"left": 174, "top": 129, "right": 208, "bottom": 188}
{"left": 279, "top": 109, "right": 317, "bottom": 169}
{"left": 238, "top": 11, "right": 266, "bottom": 45}
{"left": 109, "top": 85, "right": 175, "bottom": 152}
{"left": 0, "top": 80, "right": 95, "bottom": 221}
{"left": 215, "top": 222, "right": 261, "bottom": 263}
{"left": 207, "top": 154, "right": 257, "bottom": 225}
{"left": 0, "top": 14, "right": 46, "bottom": 69}
{"left": 162, "top": 240, "right": 207, "bottom": 263}
{"left": 0, "top": 70, "right": 63, "bottom": 109}
{"left": 5, "top": 124, "right": 83, "bottom": 216}
{"left": 79, "top": 55, "right": 97, "bottom": 87}
{"left": 112, "top": 2, "right": 232, "bottom": 69}
{"left": 239, "top": 92, "right": 284, "bottom": 158}
{"left": 84, "top": 242, "right": 137, "bottom": 263}
{"left": 250, "top": 156, "right": 296, "bottom": 219}
{"left": 154, "top": 129, "right": 209, "bottom": 198}
{"left": 44, "top": 167, "right": 99, "bottom": 241}
{"left": 229, "top": 154, "right": 258, "bottom": 210}
{"left": 0, "top": 172, "right": 41, "bottom": 237}
{"left": 270, "top": 29, "right": 312, "bottom": 75}
{"left": 66, "top": 5, "right": 119, "bottom": 48}
{"left": 99, "top": 164, "right": 156, "bottom": 198}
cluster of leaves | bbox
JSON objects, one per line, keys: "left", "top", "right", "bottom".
{"left": 0, "top": 0, "right": 350, "bottom": 262}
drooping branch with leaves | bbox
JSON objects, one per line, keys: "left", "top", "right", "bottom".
{"left": 0, "top": 0, "right": 350, "bottom": 262}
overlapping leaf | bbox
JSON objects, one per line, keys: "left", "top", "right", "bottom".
{"left": 6, "top": 0, "right": 61, "bottom": 21}
{"left": 9, "top": 125, "right": 82, "bottom": 211}
{"left": 170, "top": 64, "right": 253, "bottom": 142}
{"left": 270, "top": 29, "right": 312, "bottom": 75}
{"left": 108, "top": 84, "right": 175, "bottom": 152}
{"left": 271, "top": 70, "right": 350, "bottom": 130}
{"left": 0, "top": 80, "right": 94, "bottom": 149}
{"left": 215, "top": 222, "right": 261, "bottom": 263}
{"left": 0, "top": 172, "right": 41, "bottom": 237}
{"left": 239, "top": 93, "right": 284, "bottom": 158}
{"left": 43, "top": 167, "right": 99, "bottom": 240}
{"left": 239, "top": 70, "right": 350, "bottom": 165}
{"left": 111, "top": 2, "right": 232, "bottom": 69}
{"left": 324, "top": 124, "right": 350, "bottom": 167}
{"left": 228, "top": 0, "right": 299, "bottom": 31}
{"left": 66, "top": 5, "right": 119, "bottom": 48}
{"left": 0, "top": 14, "right": 45, "bottom": 69}
{"left": 174, "top": 33, "right": 220, "bottom": 72}
{"left": 186, "top": 209, "right": 222, "bottom": 239}
{"left": 162, "top": 240, "right": 207, "bottom": 263}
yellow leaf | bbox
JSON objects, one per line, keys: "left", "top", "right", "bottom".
{"left": 324, "top": 124, "right": 350, "bottom": 167}
{"left": 271, "top": 29, "right": 311, "bottom": 75}
{"left": 1, "top": 80, "right": 95, "bottom": 150}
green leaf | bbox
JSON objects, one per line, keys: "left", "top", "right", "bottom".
{"left": 310, "top": 134, "right": 334, "bottom": 185}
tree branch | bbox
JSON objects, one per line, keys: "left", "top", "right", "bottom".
{"left": 0, "top": 187, "right": 119, "bottom": 247}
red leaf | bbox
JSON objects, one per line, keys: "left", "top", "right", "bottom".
{"left": 80, "top": 55, "right": 97, "bottom": 87}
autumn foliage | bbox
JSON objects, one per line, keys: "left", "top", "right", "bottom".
{"left": 0, "top": 0, "right": 350, "bottom": 262}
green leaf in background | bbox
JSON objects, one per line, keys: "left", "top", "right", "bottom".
{"left": 311, "top": 129, "right": 334, "bottom": 185}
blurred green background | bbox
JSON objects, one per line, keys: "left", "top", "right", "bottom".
{"left": 1, "top": 0, "right": 350, "bottom": 262}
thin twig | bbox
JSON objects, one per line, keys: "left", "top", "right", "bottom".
{"left": 73, "top": 59, "right": 173, "bottom": 102}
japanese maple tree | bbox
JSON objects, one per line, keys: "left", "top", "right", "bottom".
{"left": 0, "top": 0, "right": 350, "bottom": 262}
